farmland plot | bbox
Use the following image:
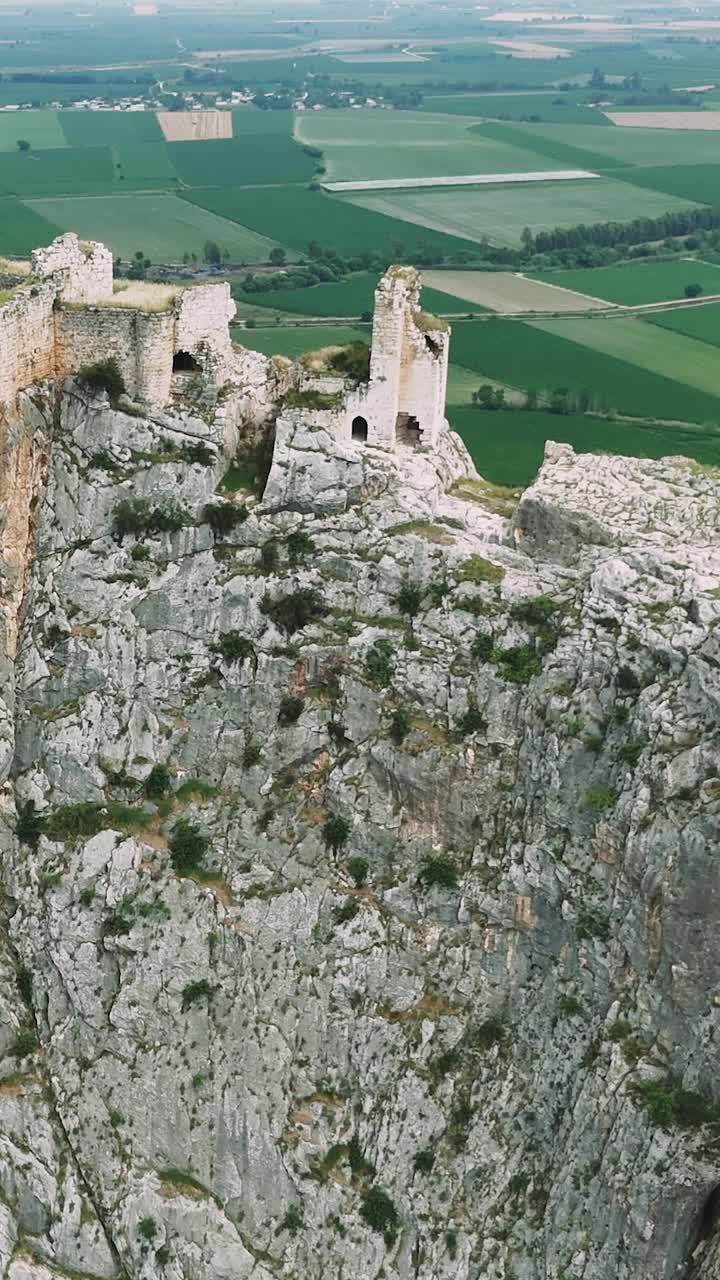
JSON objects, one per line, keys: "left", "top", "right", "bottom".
{"left": 0, "top": 110, "right": 66, "bottom": 152}
{"left": 647, "top": 302, "right": 720, "bottom": 348}
{"left": 346, "top": 179, "right": 701, "bottom": 247}
{"left": 530, "top": 259, "right": 720, "bottom": 305}
{"left": 422, "top": 269, "right": 609, "bottom": 311}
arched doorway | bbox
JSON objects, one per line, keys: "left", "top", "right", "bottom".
{"left": 351, "top": 415, "right": 368, "bottom": 443}
{"left": 173, "top": 350, "right": 201, "bottom": 373}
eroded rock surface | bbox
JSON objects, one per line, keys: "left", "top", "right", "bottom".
{"left": 1, "top": 384, "right": 719, "bottom": 1280}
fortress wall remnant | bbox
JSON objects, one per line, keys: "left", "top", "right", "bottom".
{"left": 57, "top": 306, "right": 175, "bottom": 405}
{"left": 175, "top": 283, "right": 236, "bottom": 379}
{"left": 0, "top": 285, "right": 57, "bottom": 421}
{"left": 343, "top": 265, "right": 450, "bottom": 450}
{"left": 31, "top": 234, "right": 113, "bottom": 305}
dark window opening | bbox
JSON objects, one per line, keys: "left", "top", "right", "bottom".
{"left": 173, "top": 350, "right": 201, "bottom": 373}
{"left": 351, "top": 415, "right": 368, "bottom": 442}
{"left": 396, "top": 412, "right": 421, "bottom": 446}
{"left": 425, "top": 334, "right": 441, "bottom": 357}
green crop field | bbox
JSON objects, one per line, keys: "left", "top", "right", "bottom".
{"left": 294, "top": 109, "right": 568, "bottom": 182}
{"left": 534, "top": 315, "right": 720, "bottom": 398}
{"left": 25, "top": 192, "right": 286, "bottom": 262}
{"left": 530, "top": 260, "right": 720, "bottom": 305}
{"left": 179, "top": 186, "right": 477, "bottom": 258}
{"left": 0, "top": 110, "right": 67, "bottom": 151}
{"left": 449, "top": 406, "right": 720, "bottom": 486}
{"left": 421, "top": 94, "right": 606, "bottom": 125}
{"left": 499, "top": 121, "right": 720, "bottom": 168}
{"left": 234, "top": 271, "right": 473, "bottom": 318}
{"left": 470, "top": 122, "right": 631, "bottom": 171}
{"left": 346, "top": 179, "right": 700, "bottom": 249}
{"left": 112, "top": 141, "right": 179, "bottom": 190}
{"left": 233, "top": 324, "right": 369, "bottom": 359}
{"left": 59, "top": 111, "right": 163, "bottom": 146}
{"left": 231, "top": 108, "right": 295, "bottom": 135}
{"left": 0, "top": 195, "right": 61, "bottom": 255}
{"left": 647, "top": 303, "right": 720, "bottom": 348}
{"left": 618, "top": 164, "right": 720, "bottom": 205}
{"left": 449, "top": 319, "right": 720, "bottom": 423}
{"left": 167, "top": 136, "right": 315, "bottom": 188}
{"left": 0, "top": 145, "right": 115, "bottom": 196}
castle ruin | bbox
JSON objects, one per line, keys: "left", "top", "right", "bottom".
{"left": 0, "top": 233, "right": 451, "bottom": 461}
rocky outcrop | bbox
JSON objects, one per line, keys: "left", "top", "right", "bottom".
{"left": 0, "top": 383, "right": 719, "bottom": 1280}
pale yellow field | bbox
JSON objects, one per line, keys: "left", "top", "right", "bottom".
{"left": 489, "top": 37, "right": 571, "bottom": 58}
{"left": 423, "top": 270, "right": 610, "bottom": 313}
{"left": 156, "top": 111, "right": 233, "bottom": 141}
{"left": 605, "top": 111, "right": 720, "bottom": 130}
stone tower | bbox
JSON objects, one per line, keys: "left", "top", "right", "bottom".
{"left": 345, "top": 265, "right": 450, "bottom": 449}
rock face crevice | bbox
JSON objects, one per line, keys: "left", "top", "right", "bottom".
{"left": 0, "top": 382, "right": 719, "bottom": 1280}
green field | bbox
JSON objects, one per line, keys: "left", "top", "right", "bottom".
{"left": 0, "top": 146, "right": 115, "bottom": 196}
{"left": 59, "top": 111, "right": 163, "bottom": 146}
{"left": 346, "top": 179, "right": 701, "bottom": 249}
{"left": 231, "top": 108, "right": 295, "bottom": 135}
{"left": 234, "top": 271, "right": 473, "bottom": 318}
{"left": 470, "top": 122, "right": 631, "bottom": 171}
{"left": 0, "top": 110, "right": 67, "bottom": 151}
{"left": 449, "top": 406, "right": 720, "bottom": 486}
{"left": 294, "top": 109, "right": 568, "bottom": 182}
{"left": 112, "top": 141, "right": 179, "bottom": 190}
{"left": 618, "top": 163, "right": 720, "bottom": 205}
{"left": 531, "top": 259, "right": 720, "bottom": 305}
{"left": 646, "top": 302, "right": 720, "bottom": 348}
{"left": 167, "top": 136, "right": 315, "bottom": 187}
{"left": 534, "top": 315, "right": 720, "bottom": 397}
{"left": 0, "top": 195, "right": 61, "bottom": 255}
{"left": 179, "top": 185, "right": 478, "bottom": 257}
{"left": 233, "top": 324, "right": 368, "bottom": 358}
{"left": 449, "top": 319, "right": 720, "bottom": 423}
{"left": 422, "top": 93, "right": 606, "bottom": 125}
{"left": 498, "top": 120, "right": 720, "bottom": 168}
{"left": 25, "top": 192, "right": 285, "bottom": 262}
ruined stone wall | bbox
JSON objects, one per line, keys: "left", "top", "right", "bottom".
{"left": 175, "top": 283, "right": 236, "bottom": 381}
{"left": 57, "top": 306, "right": 175, "bottom": 404}
{"left": 31, "top": 234, "right": 113, "bottom": 305}
{"left": 0, "top": 285, "right": 57, "bottom": 421}
{"left": 398, "top": 321, "right": 449, "bottom": 449}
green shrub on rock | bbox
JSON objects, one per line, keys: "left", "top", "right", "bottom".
{"left": 169, "top": 819, "right": 208, "bottom": 874}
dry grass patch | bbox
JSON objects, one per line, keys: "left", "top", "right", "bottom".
{"left": 489, "top": 37, "right": 571, "bottom": 57}
{"left": 157, "top": 110, "right": 233, "bottom": 142}
{"left": 605, "top": 111, "right": 720, "bottom": 129}
{"left": 106, "top": 281, "right": 178, "bottom": 311}
{"left": 449, "top": 476, "right": 523, "bottom": 516}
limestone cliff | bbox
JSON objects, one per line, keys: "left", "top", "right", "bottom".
{"left": 0, "top": 377, "right": 719, "bottom": 1280}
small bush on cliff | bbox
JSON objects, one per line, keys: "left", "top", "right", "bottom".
{"left": 389, "top": 708, "right": 411, "bottom": 745}
{"left": 323, "top": 812, "right": 350, "bottom": 855}
{"left": 16, "top": 800, "right": 43, "bottom": 849}
{"left": 204, "top": 502, "right": 248, "bottom": 537}
{"left": 278, "top": 695, "right": 304, "bottom": 726}
{"left": 630, "top": 1077, "right": 720, "bottom": 1131}
{"left": 181, "top": 978, "right": 215, "bottom": 1011}
{"left": 418, "top": 854, "right": 458, "bottom": 890}
{"left": 144, "top": 764, "right": 171, "bottom": 799}
{"left": 360, "top": 1186, "right": 399, "bottom": 1246}
{"left": 78, "top": 357, "right": 125, "bottom": 402}
{"left": 394, "top": 578, "right": 423, "bottom": 618}
{"left": 212, "top": 632, "right": 254, "bottom": 664}
{"left": 286, "top": 530, "right": 315, "bottom": 566}
{"left": 365, "top": 640, "right": 394, "bottom": 687}
{"left": 327, "top": 341, "right": 371, "bottom": 383}
{"left": 112, "top": 498, "right": 188, "bottom": 541}
{"left": 169, "top": 819, "right": 208, "bottom": 874}
{"left": 261, "top": 588, "right": 327, "bottom": 635}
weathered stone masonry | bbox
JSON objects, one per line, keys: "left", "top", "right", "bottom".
{"left": 0, "top": 233, "right": 241, "bottom": 420}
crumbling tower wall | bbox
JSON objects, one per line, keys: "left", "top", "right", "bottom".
{"left": 345, "top": 265, "right": 450, "bottom": 450}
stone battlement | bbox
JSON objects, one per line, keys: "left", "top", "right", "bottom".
{"left": 0, "top": 233, "right": 244, "bottom": 420}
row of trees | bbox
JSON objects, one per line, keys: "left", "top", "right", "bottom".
{"left": 472, "top": 383, "right": 616, "bottom": 416}
{"left": 521, "top": 205, "right": 720, "bottom": 256}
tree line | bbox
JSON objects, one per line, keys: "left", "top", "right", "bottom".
{"left": 523, "top": 205, "right": 720, "bottom": 256}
